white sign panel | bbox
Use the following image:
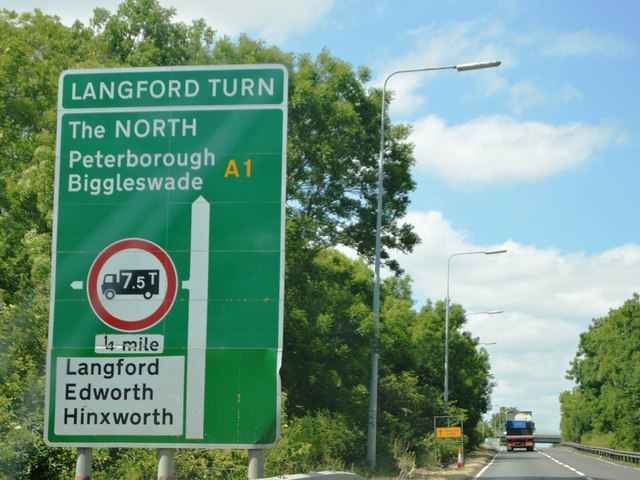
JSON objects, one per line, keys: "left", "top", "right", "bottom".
{"left": 55, "top": 356, "right": 184, "bottom": 436}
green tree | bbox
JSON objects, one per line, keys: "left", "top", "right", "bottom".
{"left": 282, "top": 234, "right": 372, "bottom": 424}
{"left": 89, "top": 0, "right": 216, "bottom": 67}
{"left": 559, "top": 389, "right": 592, "bottom": 443}
{"left": 411, "top": 301, "right": 494, "bottom": 448}
{"left": 562, "top": 294, "right": 640, "bottom": 450}
{"left": 376, "top": 277, "right": 440, "bottom": 467}
{"left": 0, "top": 10, "right": 87, "bottom": 478}
{"left": 0, "top": 9, "right": 76, "bottom": 302}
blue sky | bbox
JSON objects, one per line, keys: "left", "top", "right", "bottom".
{"left": 7, "top": 0, "right": 640, "bottom": 436}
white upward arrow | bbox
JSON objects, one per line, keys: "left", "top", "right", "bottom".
{"left": 182, "top": 195, "right": 210, "bottom": 440}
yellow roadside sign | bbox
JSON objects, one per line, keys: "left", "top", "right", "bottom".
{"left": 436, "top": 427, "right": 462, "bottom": 438}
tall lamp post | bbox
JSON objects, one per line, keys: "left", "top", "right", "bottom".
{"left": 444, "top": 249, "right": 506, "bottom": 412}
{"left": 367, "top": 60, "right": 501, "bottom": 468}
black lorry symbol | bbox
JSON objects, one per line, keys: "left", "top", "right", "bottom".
{"left": 101, "top": 269, "right": 160, "bottom": 300}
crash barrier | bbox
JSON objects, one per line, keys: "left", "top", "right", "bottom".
{"left": 261, "top": 472, "right": 364, "bottom": 480}
{"left": 562, "top": 442, "right": 640, "bottom": 465}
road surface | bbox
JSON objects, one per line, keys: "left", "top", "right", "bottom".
{"left": 475, "top": 447, "right": 640, "bottom": 479}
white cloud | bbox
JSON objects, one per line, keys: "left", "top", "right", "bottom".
{"left": 540, "top": 29, "right": 635, "bottom": 58}
{"left": 393, "top": 209, "right": 640, "bottom": 432}
{"left": 171, "top": 0, "right": 336, "bottom": 45}
{"left": 2, "top": 0, "right": 336, "bottom": 45}
{"left": 509, "top": 80, "right": 582, "bottom": 114}
{"left": 410, "top": 115, "right": 617, "bottom": 187}
{"left": 399, "top": 210, "right": 639, "bottom": 321}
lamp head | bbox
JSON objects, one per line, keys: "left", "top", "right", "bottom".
{"left": 484, "top": 249, "right": 507, "bottom": 255}
{"left": 456, "top": 60, "right": 501, "bottom": 71}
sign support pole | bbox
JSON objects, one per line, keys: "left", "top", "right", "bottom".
{"left": 157, "top": 448, "right": 175, "bottom": 480}
{"left": 247, "top": 449, "right": 264, "bottom": 479}
{"left": 74, "top": 447, "right": 92, "bottom": 480}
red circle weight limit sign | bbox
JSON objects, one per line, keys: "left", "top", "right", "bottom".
{"left": 87, "top": 238, "right": 177, "bottom": 331}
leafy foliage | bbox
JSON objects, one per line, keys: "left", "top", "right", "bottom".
{"left": 89, "top": 0, "right": 216, "bottom": 67}
{"left": 266, "top": 403, "right": 363, "bottom": 474}
{"left": 283, "top": 243, "right": 373, "bottom": 422}
{"left": 561, "top": 293, "right": 640, "bottom": 451}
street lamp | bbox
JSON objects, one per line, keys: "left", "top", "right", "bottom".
{"left": 467, "top": 311, "right": 501, "bottom": 347}
{"left": 367, "top": 60, "right": 501, "bottom": 468}
{"left": 444, "top": 249, "right": 506, "bottom": 412}
{"left": 467, "top": 312, "right": 501, "bottom": 348}
{"left": 465, "top": 310, "right": 503, "bottom": 317}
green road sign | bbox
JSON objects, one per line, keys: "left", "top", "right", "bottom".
{"left": 45, "top": 65, "right": 287, "bottom": 448}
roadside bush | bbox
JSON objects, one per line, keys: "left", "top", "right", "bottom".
{"left": 266, "top": 410, "right": 364, "bottom": 474}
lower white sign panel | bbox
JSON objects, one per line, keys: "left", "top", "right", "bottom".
{"left": 55, "top": 356, "right": 184, "bottom": 436}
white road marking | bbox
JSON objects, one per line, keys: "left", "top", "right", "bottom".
{"left": 538, "top": 450, "right": 593, "bottom": 480}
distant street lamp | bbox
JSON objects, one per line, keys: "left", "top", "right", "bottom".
{"left": 466, "top": 312, "right": 501, "bottom": 348}
{"left": 367, "top": 60, "right": 501, "bottom": 468}
{"left": 444, "top": 249, "right": 506, "bottom": 412}
{"left": 466, "top": 310, "right": 503, "bottom": 317}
